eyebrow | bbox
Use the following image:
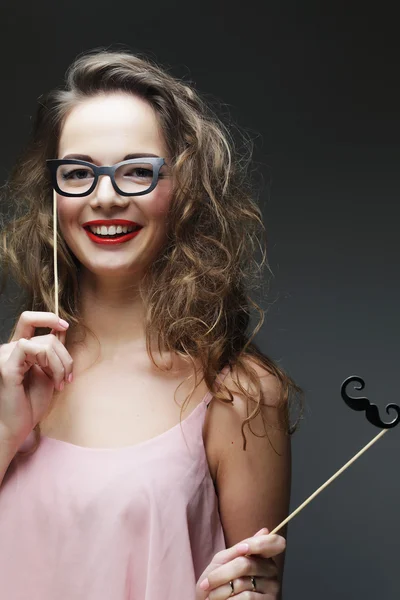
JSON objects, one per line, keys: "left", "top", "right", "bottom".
{"left": 61, "top": 153, "right": 161, "bottom": 162}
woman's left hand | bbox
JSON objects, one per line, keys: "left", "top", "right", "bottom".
{"left": 196, "top": 527, "right": 286, "bottom": 599}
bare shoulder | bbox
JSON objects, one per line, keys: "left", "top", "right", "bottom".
{"left": 204, "top": 357, "right": 285, "bottom": 481}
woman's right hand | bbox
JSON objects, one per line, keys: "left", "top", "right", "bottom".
{"left": 0, "top": 311, "right": 74, "bottom": 450}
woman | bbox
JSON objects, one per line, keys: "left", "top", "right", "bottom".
{"left": 0, "top": 48, "right": 303, "bottom": 599}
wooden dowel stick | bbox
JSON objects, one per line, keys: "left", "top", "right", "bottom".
{"left": 53, "top": 189, "right": 62, "bottom": 345}
{"left": 53, "top": 189, "right": 59, "bottom": 319}
{"left": 270, "top": 428, "right": 388, "bottom": 535}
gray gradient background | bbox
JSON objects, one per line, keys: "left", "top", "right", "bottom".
{"left": 0, "top": 2, "right": 398, "bottom": 599}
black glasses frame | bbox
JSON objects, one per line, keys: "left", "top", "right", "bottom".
{"left": 46, "top": 157, "right": 167, "bottom": 197}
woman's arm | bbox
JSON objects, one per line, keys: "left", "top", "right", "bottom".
{"left": 211, "top": 360, "right": 292, "bottom": 596}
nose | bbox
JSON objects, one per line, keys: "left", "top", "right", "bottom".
{"left": 89, "top": 173, "right": 129, "bottom": 208}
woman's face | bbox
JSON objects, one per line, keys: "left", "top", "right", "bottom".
{"left": 56, "top": 92, "right": 173, "bottom": 280}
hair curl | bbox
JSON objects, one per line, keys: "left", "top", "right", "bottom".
{"left": 0, "top": 47, "right": 304, "bottom": 457}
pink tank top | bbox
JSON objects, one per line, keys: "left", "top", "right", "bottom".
{"left": 0, "top": 365, "right": 230, "bottom": 599}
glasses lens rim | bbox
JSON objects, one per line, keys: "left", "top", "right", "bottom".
{"left": 54, "top": 160, "right": 157, "bottom": 196}
{"left": 114, "top": 162, "right": 155, "bottom": 194}
{"left": 56, "top": 163, "right": 94, "bottom": 195}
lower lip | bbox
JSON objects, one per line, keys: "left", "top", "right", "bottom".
{"left": 84, "top": 228, "right": 143, "bottom": 245}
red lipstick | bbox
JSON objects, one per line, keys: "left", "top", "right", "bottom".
{"left": 83, "top": 219, "right": 143, "bottom": 245}
{"left": 84, "top": 229, "right": 142, "bottom": 245}
{"left": 82, "top": 219, "right": 142, "bottom": 227}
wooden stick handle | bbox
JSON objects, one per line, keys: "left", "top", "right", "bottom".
{"left": 53, "top": 190, "right": 60, "bottom": 339}
{"left": 270, "top": 428, "right": 388, "bottom": 535}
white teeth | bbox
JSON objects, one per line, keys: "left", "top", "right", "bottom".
{"left": 88, "top": 225, "right": 134, "bottom": 235}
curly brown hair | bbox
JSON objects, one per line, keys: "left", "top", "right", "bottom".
{"left": 0, "top": 47, "right": 304, "bottom": 456}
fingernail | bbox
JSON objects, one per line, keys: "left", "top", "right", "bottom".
{"left": 237, "top": 543, "right": 249, "bottom": 552}
{"left": 59, "top": 319, "right": 69, "bottom": 328}
{"left": 199, "top": 578, "right": 210, "bottom": 591}
{"left": 255, "top": 528, "right": 267, "bottom": 535}
{"left": 59, "top": 382, "right": 65, "bottom": 391}
{"left": 67, "top": 373, "right": 73, "bottom": 383}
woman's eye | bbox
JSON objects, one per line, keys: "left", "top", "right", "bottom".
{"left": 62, "top": 169, "right": 92, "bottom": 180}
{"left": 127, "top": 168, "right": 153, "bottom": 178}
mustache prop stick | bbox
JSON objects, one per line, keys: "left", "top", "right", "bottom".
{"left": 270, "top": 377, "right": 400, "bottom": 535}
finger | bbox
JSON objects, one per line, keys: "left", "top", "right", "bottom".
{"left": 34, "top": 348, "right": 49, "bottom": 370}
{"left": 11, "top": 311, "right": 69, "bottom": 342}
{"left": 52, "top": 333, "right": 73, "bottom": 382}
{"left": 209, "top": 531, "right": 285, "bottom": 575}
{"left": 209, "top": 532, "right": 278, "bottom": 571}
{"left": 42, "top": 338, "right": 73, "bottom": 386}
{"left": 205, "top": 554, "right": 278, "bottom": 592}
{"left": 40, "top": 346, "right": 67, "bottom": 390}
{"left": 50, "top": 328, "right": 66, "bottom": 346}
{"left": 242, "top": 533, "right": 286, "bottom": 558}
{"left": 8, "top": 340, "right": 67, "bottom": 391}
{"left": 209, "top": 575, "right": 280, "bottom": 599}
{"left": 254, "top": 527, "right": 269, "bottom": 536}
{"left": 212, "top": 541, "right": 256, "bottom": 571}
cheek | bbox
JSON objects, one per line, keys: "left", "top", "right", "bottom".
{"left": 57, "top": 196, "right": 77, "bottom": 220}
{"left": 56, "top": 198, "right": 81, "bottom": 239}
{"left": 146, "top": 187, "right": 173, "bottom": 221}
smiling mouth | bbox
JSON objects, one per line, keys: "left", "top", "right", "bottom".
{"left": 83, "top": 225, "right": 142, "bottom": 239}
{"left": 83, "top": 226, "right": 143, "bottom": 245}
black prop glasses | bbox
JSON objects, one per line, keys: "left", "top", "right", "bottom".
{"left": 46, "top": 157, "right": 167, "bottom": 197}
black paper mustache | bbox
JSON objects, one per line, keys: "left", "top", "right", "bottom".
{"left": 341, "top": 376, "right": 400, "bottom": 428}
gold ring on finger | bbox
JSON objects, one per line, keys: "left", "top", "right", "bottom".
{"left": 229, "top": 577, "right": 256, "bottom": 595}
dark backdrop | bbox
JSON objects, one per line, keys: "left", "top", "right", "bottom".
{"left": 0, "top": 2, "right": 399, "bottom": 599}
